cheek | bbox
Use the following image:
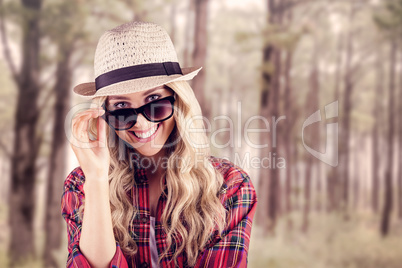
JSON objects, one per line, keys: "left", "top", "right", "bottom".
{"left": 115, "top": 130, "right": 130, "bottom": 143}
{"left": 163, "top": 117, "right": 176, "bottom": 135}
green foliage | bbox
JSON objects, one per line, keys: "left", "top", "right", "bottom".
{"left": 0, "top": 1, "right": 38, "bottom": 27}
{"left": 42, "top": 0, "right": 90, "bottom": 52}
{"left": 373, "top": 0, "right": 402, "bottom": 37}
{"left": 261, "top": 23, "right": 307, "bottom": 51}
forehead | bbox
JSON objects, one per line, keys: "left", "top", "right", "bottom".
{"left": 107, "top": 85, "right": 172, "bottom": 102}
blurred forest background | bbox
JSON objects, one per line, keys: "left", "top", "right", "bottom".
{"left": 0, "top": 0, "right": 402, "bottom": 267}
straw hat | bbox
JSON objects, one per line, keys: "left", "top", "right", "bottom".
{"left": 74, "top": 21, "right": 201, "bottom": 98}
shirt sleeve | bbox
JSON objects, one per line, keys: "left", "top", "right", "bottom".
{"left": 61, "top": 167, "right": 130, "bottom": 268}
{"left": 195, "top": 168, "right": 257, "bottom": 268}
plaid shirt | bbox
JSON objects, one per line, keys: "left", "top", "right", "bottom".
{"left": 61, "top": 156, "right": 257, "bottom": 268}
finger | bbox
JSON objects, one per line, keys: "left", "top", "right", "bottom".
{"left": 72, "top": 109, "right": 99, "bottom": 136}
{"left": 78, "top": 116, "right": 90, "bottom": 142}
{"left": 85, "top": 109, "right": 105, "bottom": 142}
{"left": 73, "top": 112, "right": 97, "bottom": 146}
{"left": 97, "top": 111, "right": 107, "bottom": 147}
{"left": 71, "top": 108, "right": 105, "bottom": 148}
{"left": 71, "top": 116, "right": 87, "bottom": 147}
{"left": 72, "top": 108, "right": 103, "bottom": 122}
{"left": 74, "top": 113, "right": 93, "bottom": 140}
{"left": 74, "top": 109, "right": 102, "bottom": 134}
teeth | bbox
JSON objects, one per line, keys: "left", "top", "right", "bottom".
{"left": 134, "top": 125, "right": 158, "bottom": 139}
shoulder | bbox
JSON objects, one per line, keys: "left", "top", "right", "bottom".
{"left": 61, "top": 167, "right": 86, "bottom": 220}
{"left": 63, "top": 166, "right": 86, "bottom": 193}
{"left": 208, "top": 156, "right": 256, "bottom": 200}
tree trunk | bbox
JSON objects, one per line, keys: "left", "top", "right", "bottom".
{"left": 283, "top": 49, "right": 293, "bottom": 220}
{"left": 316, "top": 158, "right": 322, "bottom": 211}
{"left": 170, "top": 2, "right": 177, "bottom": 44}
{"left": 352, "top": 134, "right": 361, "bottom": 210}
{"left": 380, "top": 39, "right": 397, "bottom": 236}
{"left": 192, "top": 0, "right": 209, "bottom": 119}
{"left": 283, "top": 8, "right": 294, "bottom": 229}
{"left": 269, "top": 48, "right": 282, "bottom": 224}
{"left": 257, "top": 0, "right": 279, "bottom": 233}
{"left": 302, "top": 156, "right": 313, "bottom": 233}
{"left": 8, "top": 0, "right": 42, "bottom": 263}
{"left": 340, "top": 7, "right": 356, "bottom": 219}
{"left": 293, "top": 132, "right": 300, "bottom": 212}
{"left": 328, "top": 33, "right": 343, "bottom": 213}
{"left": 372, "top": 49, "right": 383, "bottom": 214}
{"left": 398, "top": 49, "right": 402, "bottom": 220}
{"left": 43, "top": 47, "right": 73, "bottom": 267}
{"left": 301, "top": 37, "right": 320, "bottom": 233}
{"left": 183, "top": 0, "right": 194, "bottom": 67}
{"left": 258, "top": 47, "right": 281, "bottom": 233}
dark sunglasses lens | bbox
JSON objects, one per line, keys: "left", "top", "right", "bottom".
{"left": 143, "top": 99, "right": 173, "bottom": 121}
{"left": 107, "top": 110, "right": 137, "bottom": 130}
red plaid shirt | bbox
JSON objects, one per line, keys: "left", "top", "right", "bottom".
{"left": 61, "top": 156, "right": 257, "bottom": 268}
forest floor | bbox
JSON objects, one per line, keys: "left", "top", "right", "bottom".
{"left": 1, "top": 207, "right": 402, "bottom": 267}
{"left": 249, "top": 211, "right": 402, "bottom": 268}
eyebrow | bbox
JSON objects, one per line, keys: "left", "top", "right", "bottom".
{"left": 108, "top": 95, "right": 131, "bottom": 101}
{"left": 142, "top": 86, "right": 165, "bottom": 96}
{"left": 108, "top": 86, "right": 165, "bottom": 101}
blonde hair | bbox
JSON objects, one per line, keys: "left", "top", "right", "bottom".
{"left": 87, "top": 81, "right": 226, "bottom": 266}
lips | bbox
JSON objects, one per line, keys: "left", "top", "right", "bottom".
{"left": 129, "top": 124, "right": 160, "bottom": 143}
{"left": 133, "top": 124, "right": 158, "bottom": 138}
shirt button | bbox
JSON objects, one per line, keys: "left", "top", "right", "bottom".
{"left": 141, "top": 216, "right": 149, "bottom": 223}
{"left": 140, "top": 262, "right": 149, "bottom": 268}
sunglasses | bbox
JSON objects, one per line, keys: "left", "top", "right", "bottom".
{"left": 102, "top": 94, "right": 176, "bottom": 130}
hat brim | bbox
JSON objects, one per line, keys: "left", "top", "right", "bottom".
{"left": 74, "top": 67, "right": 202, "bottom": 98}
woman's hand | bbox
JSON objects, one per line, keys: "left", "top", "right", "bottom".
{"left": 70, "top": 107, "right": 118, "bottom": 267}
{"left": 70, "top": 107, "right": 110, "bottom": 180}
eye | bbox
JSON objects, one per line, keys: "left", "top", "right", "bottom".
{"left": 147, "top": 94, "right": 161, "bottom": 102}
{"left": 113, "top": 102, "right": 128, "bottom": 109}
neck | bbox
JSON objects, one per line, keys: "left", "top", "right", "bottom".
{"left": 139, "top": 148, "right": 168, "bottom": 180}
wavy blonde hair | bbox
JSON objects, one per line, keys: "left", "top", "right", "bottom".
{"left": 87, "top": 81, "right": 226, "bottom": 266}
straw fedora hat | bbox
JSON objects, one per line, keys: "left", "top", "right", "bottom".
{"left": 74, "top": 21, "right": 201, "bottom": 98}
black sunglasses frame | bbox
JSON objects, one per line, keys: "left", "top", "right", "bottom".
{"left": 101, "top": 94, "right": 176, "bottom": 130}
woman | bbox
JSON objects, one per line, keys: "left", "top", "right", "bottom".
{"left": 62, "top": 21, "right": 257, "bottom": 268}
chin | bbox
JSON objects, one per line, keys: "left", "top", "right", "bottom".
{"left": 125, "top": 137, "right": 166, "bottom": 157}
{"left": 136, "top": 147, "right": 163, "bottom": 157}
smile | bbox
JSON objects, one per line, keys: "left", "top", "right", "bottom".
{"left": 129, "top": 124, "right": 160, "bottom": 142}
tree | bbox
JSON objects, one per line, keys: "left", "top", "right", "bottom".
{"left": 371, "top": 48, "right": 384, "bottom": 214}
{"left": 380, "top": 39, "right": 397, "bottom": 236}
{"left": 192, "top": 0, "right": 209, "bottom": 119}
{"left": 301, "top": 34, "right": 321, "bottom": 233}
{"left": 398, "top": 51, "right": 402, "bottom": 220}
{"left": 43, "top": 46, "right": 73, "bottom": 267}
{"left": 373, "top": 0, "right": 402, "bottom": 235}
{"left": 339, "top": 3, "right": 365, "bottom": 219}
{"left": 0, "top": 0, "right": 43, "bottom": 263}
{"left": 183, "top": 0, "right": 194, "bottom": 67}
{"left": 258, "top": 0, "right": 284, "bottom": 233}
{"left": 282, "top": 11, "right": 295, "bottom": 229}
{"left": 41, "top": 2, "right": 88, "bottom": 266}
{"left": 328, "top": 32, "right": 343, "bottom": 213}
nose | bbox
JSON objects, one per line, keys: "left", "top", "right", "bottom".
{"left": 133, "top": 113, "right": 152, "bottom": 130}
